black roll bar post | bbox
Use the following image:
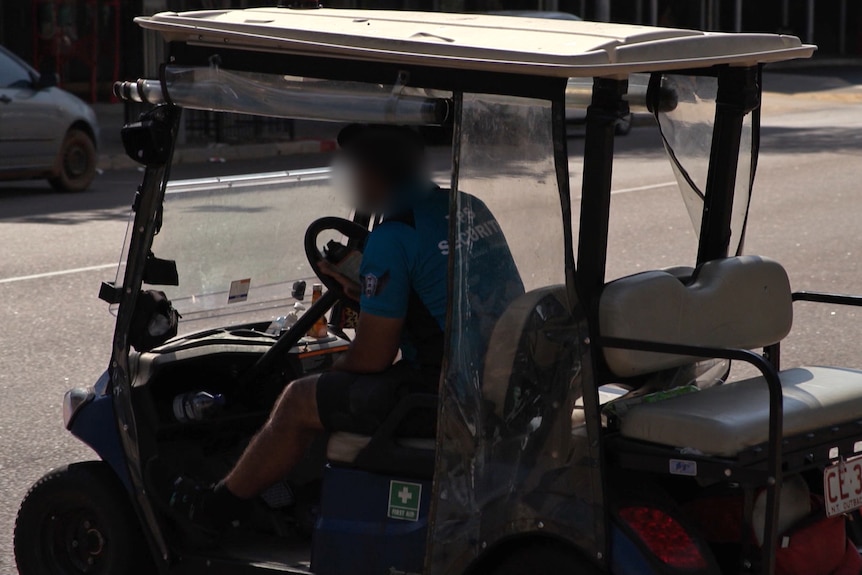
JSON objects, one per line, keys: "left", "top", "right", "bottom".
{"left": 697, "top": 66, "right": 760, "bottom": 264}
{"left": 576, "top": 76, "right": 629, "bottom": 566}
{"left": 110, "top": 104, "right": 182, "bottom": 569}
{"left": 576, "top": 77, "right": 627, "bottom": 305}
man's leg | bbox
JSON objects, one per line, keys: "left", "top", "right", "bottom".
{"left": 224, "top": 374, "right": 323, "bottom": 499}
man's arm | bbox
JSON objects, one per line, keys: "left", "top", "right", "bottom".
{"left": 332, "top": 312, "right": 404, "bottom": 373}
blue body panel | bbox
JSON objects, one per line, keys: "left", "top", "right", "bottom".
{"left": 312, "top": 465, "right": 430, "bottom": 575}
{"left": 65, "top": 382, "right": 679, "bottom": 575}
{"left": 610, "top": 523, "right": 660, "bottom": 575}
{"left": 69, "top": 392, "right": 132, "bottom": 491}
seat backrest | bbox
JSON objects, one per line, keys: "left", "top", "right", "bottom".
{"left": 599, "top": 255, "right": 793, "bottom": 378}
{"left": 482, "top": 285, "right": 569, "bottom": 419}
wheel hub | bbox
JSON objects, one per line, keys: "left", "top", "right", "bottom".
{"left": 85, "top": 526, "right": 105, "bottom": 556}
{"left": 64, "top": 145, "right": 89, "bottom": 178}
{"left": 47, "top": 511, "right": 106, "bottom": 573}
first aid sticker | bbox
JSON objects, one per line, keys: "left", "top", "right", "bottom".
{"left": 388, "top": 481, "right": 422, "bottom": 521}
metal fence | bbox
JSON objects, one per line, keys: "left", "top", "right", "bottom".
{"left": 183, "top": 111, "right": 296, "bottom": 145}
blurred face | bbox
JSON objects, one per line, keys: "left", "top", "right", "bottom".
{"left": 332, "top": 156, "right": 393, "bottom": 213}
{"left": 354, "top": 164, "right": 392, "bottom": 212}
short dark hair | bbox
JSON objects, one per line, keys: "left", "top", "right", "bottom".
{"left": 337, "top": 124, "right": 425, "bottom": 185}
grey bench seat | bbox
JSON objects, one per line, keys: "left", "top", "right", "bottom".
{"left": 599, "top": 255, "right": 862, "bottom": 457}
{"left": 619, "top": 366, "right": 862, "bottom": 457}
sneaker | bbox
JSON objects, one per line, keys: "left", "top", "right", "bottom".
{"left": 168, "top": 476, "right": 221, "bottom": 528}
{"left": 168, "top": 476, "right": 258, "bottom": 530}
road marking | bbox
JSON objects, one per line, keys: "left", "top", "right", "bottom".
{"left": 0, "top": 180, "right": 676, "bottom": 287}
{"left": 0, "top": 263, "right": 115, "bottom": 285}
{"left": 573, "top": 181, "right": 677, "bottom": 200}
{"left": 611, "top": 181, "right": 677, "bottom": 195}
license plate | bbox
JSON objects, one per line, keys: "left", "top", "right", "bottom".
{"left": 824, "top": 456, "right": 862, "bottom": 517}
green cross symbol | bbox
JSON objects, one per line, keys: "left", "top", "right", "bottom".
{"left": 388, "top": 481, "right": 422, "bottom": 522}
{"left": 397, "top": 486, "right": 414, "bottom": 504}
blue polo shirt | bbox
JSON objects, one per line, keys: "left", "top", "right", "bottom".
{"left": 359, "top": 182, "right": 523, "bottom": 368}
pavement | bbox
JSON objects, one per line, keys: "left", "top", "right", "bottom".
{"left": 1, "top": 65, "right": 862, "bottom": 572}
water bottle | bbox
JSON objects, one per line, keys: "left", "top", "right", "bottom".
{"left": 265, "top": 302, "right": 305, "bottom": 335}
{"left": 265, "top": 316, "right": 288, "bottom": 335}
{"left": 172, "top": 391, "right": 225, "bottom": 423}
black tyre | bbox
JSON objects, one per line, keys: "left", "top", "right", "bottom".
{"left": 490, "top": 543, "right": 602, "bottom": 575}
{"left": 14, "top": 461, "right": 151, "bottom": 575}
{"left": 48, "top": 128, "right": 97, "bottom": 192}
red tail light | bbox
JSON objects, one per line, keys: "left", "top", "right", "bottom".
{"left": 618, "top": 506, "right": 708, "bottom": 570}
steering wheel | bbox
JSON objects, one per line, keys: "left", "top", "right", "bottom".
{"left": 304, "top": 216, "right": 370, "bottom": 298}
{"left": 243, "top": 217, "right": 369, "bottom": 387}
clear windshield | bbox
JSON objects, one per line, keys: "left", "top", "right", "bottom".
{"left": 430, "top": 93, "right": 596, "bottom": 573}
{"left": 115, "top": 167, "right": 350, "bottom": 327}
{"left": 657, "top": 74, "right": 755, "bottom": 255}
{"left": 159, "top": 66, "right": 448, "bottom": 126}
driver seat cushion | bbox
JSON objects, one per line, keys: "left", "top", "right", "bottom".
{"left": 620, "top": 366, "right": 862, "bottom": 456}
{"left": 326, "top": 432, "right": 435, "bottom": 464}
{"left": 482, "top": 285, "right": 569, "bottom": 419}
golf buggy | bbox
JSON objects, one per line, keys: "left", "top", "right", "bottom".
{"left": 14, "top": 6, "right": 862, "bottom": 575}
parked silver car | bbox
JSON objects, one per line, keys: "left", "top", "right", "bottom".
{"left": 0, "top": 46, "right": 99, "bottom": 192}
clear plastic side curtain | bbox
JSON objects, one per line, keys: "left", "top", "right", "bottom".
{"left": 428, "top": 93, "right": 597, "bottom": 573}
{"left": 653, "top": 73, "right": 757, "bottom": 256}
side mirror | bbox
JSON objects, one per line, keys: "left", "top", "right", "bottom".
{"left": 35, "top": 61, "right": 58, "bottom": 90}
{"left": 36, "top": 72, "right": 58, "bottom": 90}
{"left": 121, "top": 105, "right": 175, "bottom": 166}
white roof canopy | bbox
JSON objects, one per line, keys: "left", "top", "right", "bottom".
{"left": 137, "top": 8, "right": 814, "bottom": 78}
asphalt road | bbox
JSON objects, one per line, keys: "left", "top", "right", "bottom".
{"left": 2, "top": 69, "right": 862, "bottom": 573}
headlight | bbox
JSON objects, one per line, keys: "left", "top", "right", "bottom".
{"left": 63, "top": 387, "right": 95, "bottom": 430}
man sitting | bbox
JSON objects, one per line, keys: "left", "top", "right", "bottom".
{"left": 169, "top": 124, "right": 523, "bottom": 526}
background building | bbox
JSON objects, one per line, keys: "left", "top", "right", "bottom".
{"left": 1, "top": 0, "right": 857, "bottom": 104}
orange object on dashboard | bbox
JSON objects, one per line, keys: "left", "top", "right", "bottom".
{"left": 308, "top": 284, "right": 329, "bottom": 338}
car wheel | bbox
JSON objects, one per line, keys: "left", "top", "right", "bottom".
{"left": 14, "top": 461, "right": 152, "bottom": 575}
{"left": 49, "top": 128, "right": 97, "bottom": 192}
{"left": 489, "top": 543, "right": 601, "bottom": 575}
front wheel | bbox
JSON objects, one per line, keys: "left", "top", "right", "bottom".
{"left": 489, "top": 543, "right": 602, "bottom": 575}
{"left": 48, "top": 128, "right": 97, "bottom": 192}
{"left": 14, "top": 461, "right": 152, "bottom": 575}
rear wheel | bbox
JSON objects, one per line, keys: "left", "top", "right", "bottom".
{"left": 489, "top": 543, "right": 602, "bottom": 575}
{"left": 48, "top": 128, "right": 97, "bottom": 192}
{"left": 14, "top": 461, "right": 151, "bottom": 575}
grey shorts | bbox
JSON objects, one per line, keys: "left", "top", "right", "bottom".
{"left": 316, "top": 362, "right": 438, "bottom": 436}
